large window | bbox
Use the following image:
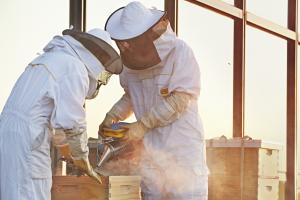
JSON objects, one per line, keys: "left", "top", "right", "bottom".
{"left": 179, "top": 1, "right": 234, "bottom": 138}
{"left": 245, "top": 25, "right": 287, "bottom": 176}
{"left": 175, "top": 1, "right": 296, "bottom": 198}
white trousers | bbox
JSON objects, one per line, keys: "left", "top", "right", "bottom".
{"left": 0, "top": 113, "right": 52, "bottom": 200}
{"left": 31, "top": 178, "right": 52, "bottom": 200}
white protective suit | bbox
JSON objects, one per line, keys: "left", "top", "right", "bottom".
{"left": 110, "top": 24, "right": 209, "bottom": 199}
{"left": 0, "top": 31, "right": 109, "bottom": 200}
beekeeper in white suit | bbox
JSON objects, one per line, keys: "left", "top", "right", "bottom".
{"left": 0, "top": 28, "right": 122, "bottom": 200}
{"left": 99, "top": 1, "right": 208, "bottom": 199}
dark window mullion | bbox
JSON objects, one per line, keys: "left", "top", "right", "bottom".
{"left": 286, "top": 0, "right": 298, "bottom": 199}
{"left": 233, "top": 0, "right": 246, "bottom": 138}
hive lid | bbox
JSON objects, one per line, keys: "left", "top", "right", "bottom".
{"left": 206, "top": 136, "right": 282, "bottom": 150}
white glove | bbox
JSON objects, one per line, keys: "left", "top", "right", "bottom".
{"left": 73, "top": 157, "right": 103, "bottom": 184}
{"left": 52, "top": 130, "right": 72, "bottom": 160}
{"left": 121, "top": 121, "right": 148, "bottom": 141}
{"left": 54, "top": 129, "right": 102, "bottom": 184}
{"left": 65, "top": 129, "right": 89, "bottom": 160}
{"left": 141, "top": 91, "right": 192, "bottom": 129}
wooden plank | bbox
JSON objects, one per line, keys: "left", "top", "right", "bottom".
{"left": 206, "top": 138, "right": 282, "bottom": 149}
{"left": 209, "top": 175, "right": 279, "bottom": 200}
{"left": 185, "top": 0, "right": 243, "bottom": 19}
{"left": 186, "top": 0, "right": 298, "bottom": 42}
{"left": 109, "top": 193, "right": 141, "bottom": 200}
{"left": 51, "top": 176, "right": 107, "bottom": 200}
{"left": 109, "top": 187, "right": 140, "bottom": 195}
{"left": 247, "top": 12, "right": 296, "bottom": 41}
{"left": 109, "top": 176, "right": 141, "bottom": 182}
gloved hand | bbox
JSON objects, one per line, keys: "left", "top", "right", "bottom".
{"left": 121, "top": 121, "right": 148, "bottom": 141}
{"left": 73, "top": 157, "right": 103, "bottom": 184}
{"left": 62, "top": 129, "right": 102, "bottom": 184}
{"left": 98, "top": 113, "right": 119, "bottom": 138}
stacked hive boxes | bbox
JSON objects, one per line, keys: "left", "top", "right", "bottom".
{"left": 206, "top": 137, "right": 280, "bottom": 200}
{"left": 52, "top": 175, "right": 141, "bottom": 200}
{"left": 52, "top": 139, "right": 142, "bottom": 199}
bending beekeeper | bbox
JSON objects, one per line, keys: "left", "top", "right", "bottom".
{"left": 0, "top": 28, "right": 122, "bottom": 200}
{"left": 99, "top": 1, "right": 208, "bottom": 200}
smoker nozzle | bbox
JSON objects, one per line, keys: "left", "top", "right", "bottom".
{"left": 96, "top": 141, "right": 128, "bottom": 168}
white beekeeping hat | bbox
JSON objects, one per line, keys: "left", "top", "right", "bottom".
{"left": 105, "top": 1, "right": 165, "bottom": 40}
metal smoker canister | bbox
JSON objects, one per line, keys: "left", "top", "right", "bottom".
{"left": 97, "top": 139, "right": 129, "bottom": 168}
{"left": 96, "top": 122, "right": 130, "bottom": 168}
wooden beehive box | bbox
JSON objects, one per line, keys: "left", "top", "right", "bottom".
{"left": 206, "top": 137, "right": 281, "bottom": 200}
{"left": 52, "top": 176, "right": 107, "bottom": 200}
{"left": 52, "top": 175, "right": 141, "bottom": 200}
{"left": 108, "top": 176, "right": 141, "bottom": 200}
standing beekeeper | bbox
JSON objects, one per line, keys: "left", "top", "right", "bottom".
{"left": 0, "top": 28, "right": 122, "bottom": 200}
{"left": 99, "top": 1, "right": 208, "bottom": 199}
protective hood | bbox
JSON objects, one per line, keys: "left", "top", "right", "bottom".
{"left": 153, "top": 23, "right": 176, "bottom": 62}
{"left": 62, "top": 29, "right": 123, "bottom": 75}
{"left": 43, "top": 30, "right": 119, "bottom": 99}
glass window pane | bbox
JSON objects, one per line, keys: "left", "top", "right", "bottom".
{"left": 0, "top": 0, "right": 68, "bottom": 111}
{"left": 245, "top": 26, "right": 287, "bottom": 187}
{"left": 247, "top": 0, "right": 287, "bottom": 27}
{"left": 86, "top": 0, "right": 164, "bottom": 138}
{"left": 179, "top": 1, "right": 234, "bottom": 138}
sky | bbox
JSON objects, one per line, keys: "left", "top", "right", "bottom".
{"left": 0, "top": 0, "right": 296, "bottom": 176}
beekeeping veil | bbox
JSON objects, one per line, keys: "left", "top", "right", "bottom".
{"left": 62, "top": 28, "right": 123, "bottom": 99}
{"left": 105, "top": 1, "right": 169, "bottom": 70}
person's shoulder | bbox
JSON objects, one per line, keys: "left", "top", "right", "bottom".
{"left": 174, "top": 38, "right": 193, "bottom": 53}
{"left": 49, "top": 52, "right": 87, "bottom": 80}
{"left": 173, "top": 38, "right": 194, "bottom": 60}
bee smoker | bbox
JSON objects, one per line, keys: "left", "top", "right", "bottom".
{"left": 96, "top": 137, "right": 129, "bottom": 168}
{"left": 95, "top": 122, "right": 132, "bottom": 170}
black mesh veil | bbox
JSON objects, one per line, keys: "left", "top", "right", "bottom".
{"left": 62, "top": 29, "right": 123, "bottom": 74}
